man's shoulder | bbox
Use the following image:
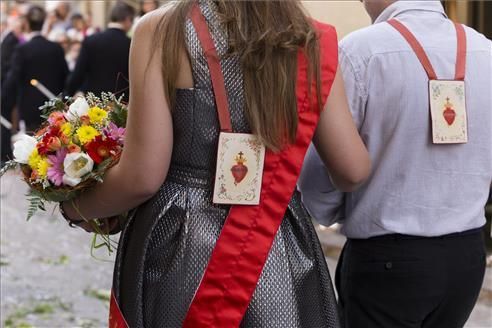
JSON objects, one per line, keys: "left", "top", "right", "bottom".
{"left": 2, "top": 32, "right": 19, "bottom": 46}
{"left": 339, "top": 22, "right": 394, "bottom": 60}
{"left": 85, "top": 29, "right": 130, "bottom": 46}
{"left": 462, "top": 25, "right": 492, "bottom": 51}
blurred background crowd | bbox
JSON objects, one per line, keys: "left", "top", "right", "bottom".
{"left": 0, "top": 0, "right": 161, "bottom": 164}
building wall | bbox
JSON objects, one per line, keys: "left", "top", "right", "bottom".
{"left": 302, "top": 1, "right": 371, "bottom": 38}
{"left": 87, "top": 0, "right": 371, "bottom": 38}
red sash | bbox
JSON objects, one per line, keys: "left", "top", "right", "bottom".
{"left": 109, "top": 5, "right": 338, "bottom": 327}
{"left": 109, "top": 289, "right": 129, "bottom": 328}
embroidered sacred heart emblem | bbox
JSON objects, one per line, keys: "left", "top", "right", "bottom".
{"left": 443, "top": 97, "right": 456, "bottom": 126}
{"left": 231, "top": 151, "right": 248, "bottom": 185}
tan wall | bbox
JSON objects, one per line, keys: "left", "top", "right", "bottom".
{"left": 302, "top": 0, "right": 371, "bottom": 38}
{"left": 87, "top": 0, "right": 371, "bottom": 38}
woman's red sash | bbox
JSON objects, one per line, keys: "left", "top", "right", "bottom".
{"left": 109, "top": 5, "right": 338, "bottom": 328}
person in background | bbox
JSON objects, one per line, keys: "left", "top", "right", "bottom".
{"left": 66, "top": 13, "right": 96, "bottom": 43}
{"left": 65, "top": 1, "right": 135, "bottom": 101}
{"left": 65, "top": 40, "right": 81, "bottom": 71}
{"left": 130, "top": 0, "right": 160, "bottom": 36}
{"left": 1, "top": 15, "right": 25, "bottom": 163}
{"left": 298, "top": 1, "right": 491, "bottom": 327}
{"left": 1, "top": 16, "right": 24, "bottom": 84}
{"left": 2, "top": 5, "right": 68, "bottom": 133}
{"left": 139, "top": 0, "right": 160, "bottom": 16}
{"left": 43, "top": 1, "right": 71, "bottom": 42}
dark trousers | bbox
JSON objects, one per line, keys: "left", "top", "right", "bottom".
{"left": 336, "top": 228, "right": 486, "bottom": 328}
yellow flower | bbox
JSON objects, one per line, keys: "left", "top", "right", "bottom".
{"left": 76, "top": 126, "right": 100, "bottom": 144}
{"left": 28, "top": 149, "right": 42, "bottom": 170}
{"left": 88, "top": 107, "right": 108, "bottom": 124}
{"left": 61, "top": 122, "right": 73, "bottom": 136}
{"left": 37, "top": 158, "right": 50, "bottom": 178}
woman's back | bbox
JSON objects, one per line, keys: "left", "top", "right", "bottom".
{"left": 112, "top": 1, "right": 341, "bottom": 327}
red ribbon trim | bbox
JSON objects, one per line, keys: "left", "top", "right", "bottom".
{"left": 388, "top": 19, "right": 467, "bottom": 81}
{"left": 190, "top": 3, "right": 233, "bottom": 132}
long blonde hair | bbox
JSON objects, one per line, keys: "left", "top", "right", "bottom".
{"left": 154, "top": 0, "right": 321, "bottom": 151}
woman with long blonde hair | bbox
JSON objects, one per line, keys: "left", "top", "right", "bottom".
{"left": 61, "top": 0, "right": 370, "bottom": 326}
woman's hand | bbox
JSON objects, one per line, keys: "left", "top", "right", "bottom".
{"left": 75, "top": 216, "right": 123, "bottom": 235}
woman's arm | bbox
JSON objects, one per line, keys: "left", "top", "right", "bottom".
{"left": 62, "top": 13, "right": 174, "bottom": 221}
{"left": 313, "top": 66, "right": 371, "bottom": 192}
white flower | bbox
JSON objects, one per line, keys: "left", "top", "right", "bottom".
{"left": 65, "top": 97, "right": 90, "bottom": 121}
{"left": 12, "top": 135, "right": 38, "bottom": 164}
{"left": 62, "top": 153, "right": 94, "bottom": 187}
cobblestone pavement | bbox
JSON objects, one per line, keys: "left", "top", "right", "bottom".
{"left": 1, "top": 172, "right": 115, "bottom": 328}
{"left": 1, "top": 172, "right": 491, "bottom": 327}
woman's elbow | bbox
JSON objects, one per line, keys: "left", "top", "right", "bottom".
{"left": 127, "top": 174, "right": 165, "bottom": 202}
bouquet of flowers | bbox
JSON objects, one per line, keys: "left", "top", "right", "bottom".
{"left": 1, "top": 92, "right": 127, "bottom": 252}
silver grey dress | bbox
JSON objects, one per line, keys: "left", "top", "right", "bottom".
{"left": 112, "top": 1, "right": 340, "bottom": 327}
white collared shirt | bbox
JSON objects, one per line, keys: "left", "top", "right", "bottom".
{"left": 298, "top": 1, "right": 492, "bottom": 238}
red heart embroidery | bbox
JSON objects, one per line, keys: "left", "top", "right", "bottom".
{"left": 231, "top": 151, "right": 248, "bottom": 185}
{"left": 231, "top": 164, "right": 248, "bottom": 185}
{"left": 443, "top": 106, "right": 456, "bottom": 126}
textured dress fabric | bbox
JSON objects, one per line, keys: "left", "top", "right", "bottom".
{"left": 112, "top": 1, "right": 341, "bottom": 327}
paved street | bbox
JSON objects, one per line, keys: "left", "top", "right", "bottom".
{"left": 1, "top": 172, "right": 114, "bottom": 328}
{"left": 1, "top": 172, "right": 491, "bottom": 327}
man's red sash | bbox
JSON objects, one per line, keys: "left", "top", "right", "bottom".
{"left": 109, "top": 5, "right": 338, "bottom": 328}
{"left": 387, "top": 19, "right": 467, "bottom": 81}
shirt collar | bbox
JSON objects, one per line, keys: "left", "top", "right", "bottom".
{"left": 25, "top": 31, "right": 42, "bottom": 41}
{"left": 374, "top": 1, "right": 447, "bottom": 24}
{"left": 107, "top": 22, "right": 125, "bottom": 30}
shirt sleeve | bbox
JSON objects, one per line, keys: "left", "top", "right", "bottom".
{"left": 338, "top": 44, "right": 368, "bottom": 131}
{"left": 297, "top": 144, "right": 345, "bottom": 227}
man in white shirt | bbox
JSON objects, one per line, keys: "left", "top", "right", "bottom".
{"left": 298, "top": 1, "right": 492, "bottom": 327}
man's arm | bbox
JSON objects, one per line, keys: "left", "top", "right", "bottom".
{"left": 298, "top": 144, "right": 345, "bottom": 226}
{"left": 1, "top": 45, "right": 23, "bottom": 119}
{"left": 65, "top": 39, "right": 90, "bottom": 96}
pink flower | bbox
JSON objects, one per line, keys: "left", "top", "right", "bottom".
{"left": 104, "top": 122, "right": 125, "bottom": 145}
{"left": 47, "top": 148, "right": 67, "bottom": 186}
{"left": 48, "top": 112, "right": 66, "bottom": 126}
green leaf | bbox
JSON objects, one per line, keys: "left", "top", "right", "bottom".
{"left": 26, "top": 192, "right": 46, "bottom": 221}
{"left": 38, "top": 97, "right": 67, "bottom": 118}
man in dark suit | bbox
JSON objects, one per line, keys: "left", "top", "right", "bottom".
{"left": 2, "top": 5, "right": 68, "bottom": 156}
{"left": 1, "top": 25, "right": 21, "bottom": 85}
{"left": 1, "top": 17, "right": 22, "bottom": 163}
{"left": 66, "top": 2, "right": 135, "bottom": 101}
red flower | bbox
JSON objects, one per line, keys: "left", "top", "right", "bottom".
{"left": 85, "top": 135, "right": 118, "bottom": 164}
{"left": 37, "top": 126, "right": 62, "bottom": 155}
